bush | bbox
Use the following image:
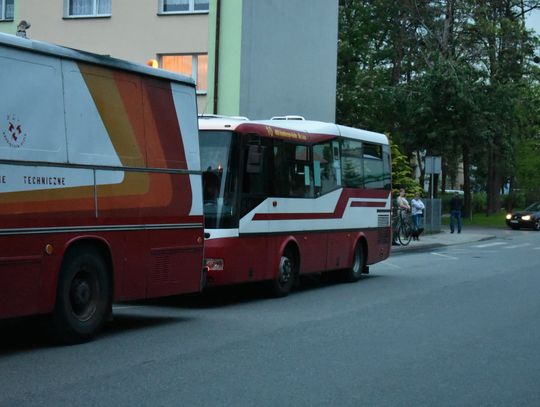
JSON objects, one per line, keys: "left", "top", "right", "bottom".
{"left": 471, "top": 192, "right": 487, "bottom": 214}
{"left": 502, "top": 192, "right": 526, "bottom": 212}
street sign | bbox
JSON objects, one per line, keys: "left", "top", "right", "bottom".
{"left": 425, "top": 156, "right": 441, "bottom": 174}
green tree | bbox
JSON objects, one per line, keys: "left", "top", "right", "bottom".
{"left": 390, "top": 140, "right": 422, "bottom": 196}
{"left": 337, "top": 0, "right": 540, "bottom": 215}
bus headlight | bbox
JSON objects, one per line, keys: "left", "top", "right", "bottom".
{"left": 204, "top": 258, "right": 224, "bottom": 272}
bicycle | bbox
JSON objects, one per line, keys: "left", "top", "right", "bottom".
{"left": 393, "top": 209, "right": 412, "bottom": 246}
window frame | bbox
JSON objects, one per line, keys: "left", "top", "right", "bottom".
{"left": 63, "top": 0, "right": 112, "bottom": 19}
{"left": 159, "top": 53, "right": 208, "bottom": 94}
{"left": 158, "top": 0, "right": 209, "bottom": 15}
{"left": 0, "top": 0, "right": 14, "bottom": 21}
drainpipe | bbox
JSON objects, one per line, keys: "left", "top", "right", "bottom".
{"left": 213, "top": 0, "right": 221, "bottom": 114}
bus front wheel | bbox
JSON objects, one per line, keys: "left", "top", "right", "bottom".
{"left": 268, "top": 249, "right": 296, "bottom": 297}
{"left": 50, "top": 246, "right": 110, "bottom": 344}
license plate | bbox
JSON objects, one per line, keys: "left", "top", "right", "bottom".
{"left": 510, "top": 220, "right": 518, "bottom": 223}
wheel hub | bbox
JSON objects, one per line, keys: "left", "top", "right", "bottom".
{"left": 69, "top": 274, "right": 97, "bottom": 321}
{"left": 279, "top": 257, "right": 292, "bottom": 284}
{"left": 73, "top": 280, "right": 91, "bottom": 305}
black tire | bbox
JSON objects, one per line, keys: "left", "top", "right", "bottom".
{"left": 268, "top": 249, "right": 296, "bottom": 297}
{"left": 345, "top": 243, "right": 364, "bottom": 283}
{"left": 398, "top": 222, "right": 412, "bottom": 246}
{"left": 534, "top": 219, "right": 540, "bottom": 231}
{"left": 50, "top": 246, "right": 110, "bottom": 344}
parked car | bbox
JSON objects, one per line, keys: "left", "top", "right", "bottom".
{"left": 506, "top": 202, "right": 540, "bottom": 230}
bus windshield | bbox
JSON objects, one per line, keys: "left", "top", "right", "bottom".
{"left": 199, "top": 130, "right": 239, "bottom": 229}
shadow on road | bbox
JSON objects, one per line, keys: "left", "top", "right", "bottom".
{"left": 135, "top": 271, "right": 380, "bottom": 310}
{"left": 102, "top": 313, "right": 191, "bottom": 338}
{"left": 0, "top": 313, "right": 189, "bottom": 353}
{"left": 0, "top": 316, "right": 49, "bottom": 353}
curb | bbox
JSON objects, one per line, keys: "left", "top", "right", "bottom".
{"left": 390, "top": 234, "right": 497, "bottom": 256}
{"left": 390, "top": 243, "right": 444, "bottom": 255}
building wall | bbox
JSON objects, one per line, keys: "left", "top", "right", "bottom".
{"left": 11, "top": 0, "right": 208, "bottom": 110}
{"left": 206, "top": 0, "right": 243, "bottom": 116}
{"left": 239, "top": 0, "right": 338, "bottom": 121}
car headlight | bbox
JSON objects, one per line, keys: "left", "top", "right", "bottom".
{"left": 506, "top": 214, "right": 512, "bottom": 220}
{"left": 521, "top": 215, "right": 531, "bottom": 221}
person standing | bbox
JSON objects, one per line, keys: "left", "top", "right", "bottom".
{"left": 396, "top": 188, "right": 411, "bottom": 213}
{"left": 450, "top": 191, "right": 463, "bottom": 234}
{"left": 392, "top": 188, "right": 410, "bottom": 245}
{"left": 410, "top": 192, "right": 425, "bottom": 240}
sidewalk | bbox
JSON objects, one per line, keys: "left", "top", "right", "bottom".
{"left": 390, "top": 227, "right": 497, "bottom": 254}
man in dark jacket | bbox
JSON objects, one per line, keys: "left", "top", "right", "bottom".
{"left": 450, "top": 192, "right": 463, "bottom": 233}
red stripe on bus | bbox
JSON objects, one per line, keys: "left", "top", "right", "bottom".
{"left": 350, "top": 201, "right": 386, "bottom": 207}
{"left": 252, "top": 189, "right": 390, "bottom": 221}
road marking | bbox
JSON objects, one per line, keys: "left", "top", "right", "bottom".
{"left": 503, "top": 243, "right": 532, "bottom": 249}
{"left": 379, "top": 260, "right": 402, "bottom": 269}
{"left": 431, "top": 252, "right": 459, "bottom": 260}
{"left": 474, "top": 242, "right": 507, "bottom": 248}
{"left": 113, "top": 305, "right": 145, "bottom": 310}
{"left": 534, "top": 247, "right": 540, "bottom": 250}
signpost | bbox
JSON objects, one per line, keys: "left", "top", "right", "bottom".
{"left": 425, "top": 156, "right": 441, "bottom": 233}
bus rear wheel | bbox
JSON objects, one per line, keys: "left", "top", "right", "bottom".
{"left": 345, "top": 243, "right": 364, "bottom": 282}
{"left": 268, "top": 249, "right": 296, "bottom": 297}
{"left": 50, "top": 246, "right": 110, "bottom": 344}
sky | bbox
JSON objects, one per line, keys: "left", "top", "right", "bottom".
{"left": 526, "top": 8, "right": 540, "bottom": 35}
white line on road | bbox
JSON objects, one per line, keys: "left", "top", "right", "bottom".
{"left": 431, "top": 252, "right": 459, "bottom": 260}
{"left": 113, "top": 305, "right": 146, "bottom": 310}
{"left": 379, "top": 260, "right": 402, "bottom": 269}
{"left": 534, "top": 247, "right": 540, "bottom": 250}
{"left": 474, "top": 242, "right": 507, "bottom": 248}
{"left": 503, "top": 243, "right": 532, "bottom": 249}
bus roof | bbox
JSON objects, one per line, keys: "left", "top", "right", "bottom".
{"left": 198, "top": 116, "right": 389, "bottom": 145}
{"left": 0, "top": 32, "right": 196, "bottom": 87}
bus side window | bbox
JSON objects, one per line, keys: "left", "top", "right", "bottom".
{"left": 246, "top": 144, "right": 263, "bottom": 174}
{"left": 240, "top": 137, "right": 271, "bottom": 217}
{"left": 271, "top": 140, "right": 313, "bottom": 198}
{"left": 341, "top": 139, "right": 363, "bottom": 188}
{"left": 293, "top": 145, "right": 312, "bottom": 197}
{"left": 363, "top": 143, "right": 384, "bottom": 189}
{"left": 313, "top": 141, "right": 339, "bottom": 195}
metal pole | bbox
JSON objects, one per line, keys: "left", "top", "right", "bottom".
{"left": 430, "top": 157, "right": 434, "bottom": 234}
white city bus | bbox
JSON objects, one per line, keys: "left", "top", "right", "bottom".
{"left": 199, "top": 116, "right": 392, "bottom": 296}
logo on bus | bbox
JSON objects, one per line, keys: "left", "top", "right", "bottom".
{"left": 2, "top": 114, "right": 27, "bottom": 148}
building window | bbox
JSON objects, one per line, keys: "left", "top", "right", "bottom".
{"left": 161, "top": 54, "right": 208, "bottom": 93}
{"left": 159, "top": 0, "right": 209, "bottom": 14}
{"left": 0, "top": 0, "right": 14, "bottom": 21}
{"left": 64, "top": 0, "right": 111, "bottom": 18}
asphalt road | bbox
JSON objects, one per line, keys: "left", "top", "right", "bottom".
{"left": 1, "top": 228, "right": 539, "bottom": 406}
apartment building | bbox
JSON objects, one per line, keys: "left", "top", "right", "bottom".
{"left": 0, "top": 0, "right": 210, "bottom": 111}
{"left": 1, "top": 0, "right": 339, "bottom": 120}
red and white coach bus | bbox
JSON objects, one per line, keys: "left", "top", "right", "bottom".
{"left": 199, "top": 116, "right": 392, "bottom": 296}
{"left": 0, "top": 33, "right": 204, "bottom": 342}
